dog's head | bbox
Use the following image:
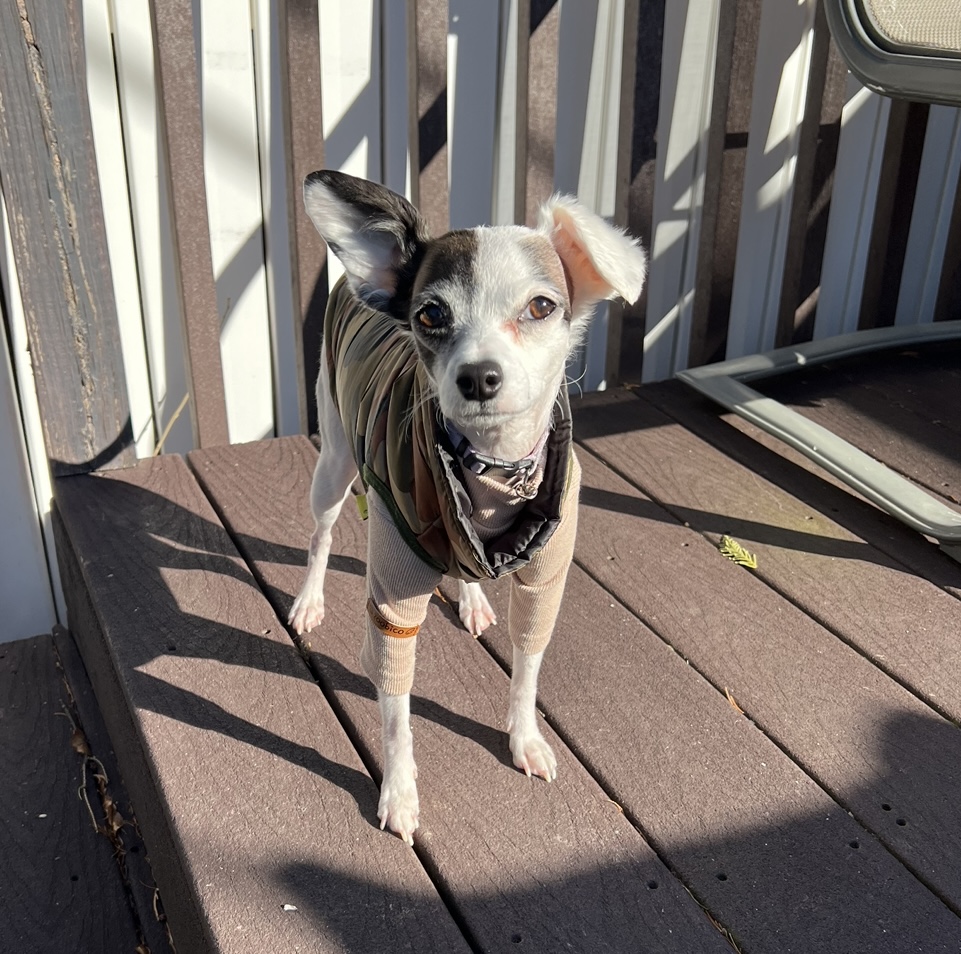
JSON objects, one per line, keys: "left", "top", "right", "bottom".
{"left": 304, "top": 170, "right": 646, "bottom": 451}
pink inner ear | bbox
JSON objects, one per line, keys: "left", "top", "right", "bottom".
{"left": 552, "top": 212, "right": 610, "bottom": 306}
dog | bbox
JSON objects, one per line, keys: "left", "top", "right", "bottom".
{"left": 289, "top": 170, "right": 646, "bottom": 845}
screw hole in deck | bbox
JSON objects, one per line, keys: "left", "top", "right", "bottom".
{"left": 511, "top": 934, "right": 522, "bottom": 944}
{"left": 849, "top": 840, "right": 860, "bottom": 849}
{"left": 896, "top": 818, "right": 907, "bottom": 826}
{"left": 647, "top": 880, "right": 659, "bottom": 890}
{"left": 881, "top": 803, "right": 892, "bottom": 811}
{"left": 716, "top": 873, "right": 728, "bottom": 882}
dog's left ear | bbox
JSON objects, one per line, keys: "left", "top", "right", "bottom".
{"left": 303, "top": 170, "right": 430, "bottom": 318}
{"left": 537, "top": 195, "right": 647, "bottom": 322}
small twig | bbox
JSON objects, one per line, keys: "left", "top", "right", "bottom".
{"left": 154, "top": 393, "right": 190, "bottom": 455}
{"left": 725, "top": 688, "right": 745, "bottom": 715}
{"left": 78, "top": 756, "right": 107, "bottom": 833}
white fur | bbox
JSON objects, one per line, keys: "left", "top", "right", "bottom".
{"left": 537, "top": 194, "right": 647, "bottom": 321}
{"left": 458, "top": 579, "right": 497, "bottom": 636}
{"left": 377, "top": 692, "right": 419, "bottom": 845}
{"left": 428, "top": 229, "right": 570, "bottom": 461}
{"left": 291, "top": 172, "right": 646, "bottom": 844}
{"left": 507, "top": 647, "right": 556, "bottom": 781}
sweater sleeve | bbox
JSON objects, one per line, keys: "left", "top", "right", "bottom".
{"left": 359, "top": 489, "right": 442, "bottom": 696}
{"left": 507, "top": 449, "right": 581, "bottom": 656}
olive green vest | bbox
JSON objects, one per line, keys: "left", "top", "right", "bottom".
{"left": 324, "top": 277, "right": 573, "bottom": 581}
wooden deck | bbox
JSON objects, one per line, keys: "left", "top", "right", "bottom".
{"left": 1, "top": 631, "right": 173, "bottom": 954}
{"left": 47, "top": 345, "right": 961, "bottom": 954}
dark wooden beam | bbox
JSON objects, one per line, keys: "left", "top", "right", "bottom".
{"left": 617, "top": 0, "right": 665, "bottom": 384}
{"left": 409, "top": 0, "right": 449, "bottom": 236}
{"left": 687, "top": 0, "right": 760, "bottom": 369}
{"left": 148, "top": 0, "right": 230, "bottom": 447}
{"left": 604, "top": 0, "right": 641, "bottom": 382}
{"left": 776, "top": 4, "right": 848, "bottom": 345}
{"left": 524, "top": 0, "right": 560, "bottom": 226}
{"left": 935, "top": 147, "right": 961, "bottom": 322}
{"left": 278, "top": 0, "right": 326, "bottom": 435}
{"left": 0, "top": 0, "right": 134, "bottom": 474}
{"left": 858, "top": 100, "right": 930, "bottom": 330}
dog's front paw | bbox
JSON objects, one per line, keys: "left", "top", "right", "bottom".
{"left": 378, "top": 774, "right": 420, "bottom": 846}
{"left": 288, "top": 591, "right": 325, "bottom": 635}
{"left": 509, "top": 730, "right": 557, "bottom": 782}
{"left": 457, "top": 580, "right": 497, "bottom": 636}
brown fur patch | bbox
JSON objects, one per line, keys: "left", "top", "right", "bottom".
{"left": 520, "top": 235, "right": 571, "bottom": 315}
{"left": 413, "top": 230, "right": 479, "bottom": 297}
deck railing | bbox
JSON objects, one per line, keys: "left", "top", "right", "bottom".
{"left": 1, "top": 0, "right": 959, "bottom": 641}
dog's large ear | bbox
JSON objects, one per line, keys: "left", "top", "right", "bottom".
{"left": 303, "top": 170, "right": 430, "bottom": 318}
{"left": 537, "top": 195, "right": 646, "bottom": 322}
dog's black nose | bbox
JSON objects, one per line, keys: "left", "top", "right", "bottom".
{"left": 456, "top": 361, "right": 503, "bottom": 401}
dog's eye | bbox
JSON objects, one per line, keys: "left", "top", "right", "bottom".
{"left": 417, "top": 303, "right": 445, "bottom": 329}
{"left": 526, "top": 296, "right": 556, "bottom": 321}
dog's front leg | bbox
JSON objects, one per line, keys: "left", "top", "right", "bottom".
{"left": 505, "top": 451, "right": 581, "bottom": 781}
{"left": 290, "top": 360, "right": 357, "bottom": 635}
{"left": 362, "top": 492, "right": 441, "bottom": 844}
{"left": 377, "top": 691, "right": 419, "bottom": 844}
{"left": 507, "top": 647, "right": 556, "bottom": 781}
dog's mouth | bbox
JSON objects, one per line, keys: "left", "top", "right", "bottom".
{"left": 443, "top": 400, "right": 519, "bottom": 430}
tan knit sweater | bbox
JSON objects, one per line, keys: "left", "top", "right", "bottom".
{"left": 360, "top": 448, "right": 581, "bottom": 696}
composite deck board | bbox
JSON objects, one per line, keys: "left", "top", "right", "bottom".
{"left": 475, "top": 567, "right": 961, "bottom": 952}
{"left": 189, "top": 437, "right": 732, "bottom": 954}
{"left": 577, "top": 387, "right": 961, "bottom": 721}
{"left": 0, "top": 635, "right": 141, "bottom": 953}
{"left": 757, "top": 346, "right": 961, "bottom": 504}
{"left": 639, "top": 379, "right": 961, "bottom": 599}
{"left": 571, "top": 401, "right": 961, "bottom": 915}
{"left": 52, "top": 625, "right": 174, "bottom": 954}
{"left": 54, "top": 455, "right": 470, "bottom": 954}
{"left": 855, "top": 352, "right": 961, "bottom": 436}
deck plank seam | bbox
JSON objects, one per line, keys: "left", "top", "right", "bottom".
{"left": 469, "top": 612, "right": 746, "bottom": 951}
{"left": 773, "top": 396, "right": 961, "bottom": 509}
{"left": 51, "top": 505, "right": 219, "bottom": 951}
{"left": 632, "top": 385, "right": 961, "bottom": 608}
{"left": 568, "top": 444, "right": 961, "bottom": 920}
{"left": 50, "top": 631, "right": 172, "bottom": 953}
{"left": 568, "top": 548, "right": 961, "bottom": 922}
{"left": 195, "top": 434, "right": 958, "bottom": 939}
{"left": 574, "top": 425, "right": 961, "bottom": 722}
{"left": 186, "top": 455, "right": 487, "bottom": 954}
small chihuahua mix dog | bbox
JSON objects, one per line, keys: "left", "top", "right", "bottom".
{"left": 290, "top": 170, "right": 646, "bottom": 845}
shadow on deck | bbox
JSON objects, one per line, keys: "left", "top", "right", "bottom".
{"left": 11, "top": 346, "right": 961, "bottom": 953}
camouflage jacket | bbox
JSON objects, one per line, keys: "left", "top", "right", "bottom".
{"left": 324, "top": 277, "right": 574, "bottom": 581}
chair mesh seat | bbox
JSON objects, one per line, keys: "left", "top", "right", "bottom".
{"left": 863, "top": 0, "right": 961, "bottom": 55}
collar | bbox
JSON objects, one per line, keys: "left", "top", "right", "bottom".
{"left": 444, "top": 420, "right": 550, "bottom": 478}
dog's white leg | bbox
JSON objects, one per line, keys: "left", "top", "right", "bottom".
{"left": 507, "top": 646, "right": 557, "bottom": 781}
{"left": 377, "top": 691, "right": 419, "bottom": 845}
{"left": 456, "top": 579, "right": 497, "bottom": 636}
{"left": 362, "top": 490, "right": 440, "bottom": 843}
{"left": 288, "top": 456, "right": 353, "bottom": 634}
{"left": 289, "top": 362, "right": 356, "bottom": 635}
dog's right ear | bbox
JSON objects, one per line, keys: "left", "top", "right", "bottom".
{"left": 303, "top": 170, "right": 430, "bottom": 318}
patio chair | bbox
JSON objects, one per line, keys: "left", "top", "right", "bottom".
{"left": 679, "top": 0, "right": 961, "bottom": 563}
